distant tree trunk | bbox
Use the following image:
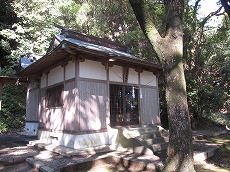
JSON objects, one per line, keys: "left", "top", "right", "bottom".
{"left": 129, "top": 0, "right": 194, "bottom": 171}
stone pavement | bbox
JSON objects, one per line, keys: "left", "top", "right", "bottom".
{"left": 0, "top": 130, "right": 227, "bottom": 172}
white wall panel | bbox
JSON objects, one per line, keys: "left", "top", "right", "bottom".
{"left": 140, "top": 71, "right": 156, "bottom": 86}
{"left": 48, "top": 66, "right": 64, "bottom": 86}
{"left": 109, "top": 65, "right": 123, "bottom": 82}
{"left": 40, "top": 74, "right": 46, "bottom": 88}
{"left": 128, "top": 68, "right": 138, "bottom": 84}
{"left": 79, "top": 60, "right": 106, "bottom": 80}
{"left": 65, "top": 61, "right": 75, "bottom": 80}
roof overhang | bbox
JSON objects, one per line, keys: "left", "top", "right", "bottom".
{"left": 18, "top": 35, "right": 162, "bottom": 77}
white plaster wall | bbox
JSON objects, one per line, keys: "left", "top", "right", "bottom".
{"left": 40, "top": 74, "right": 46, "bottom": 88}
{"left": 128, "top": 68, "right": 138, "bottom": 84}
{"left": 48, "top": 66, "right": 64, "bottom": 86}
{"left": 140, "top": 71, "right": 156, "bottom": 86}
{"left": 65, "top": 61, "right": 75, "bottom": 80}
{"left": 109, "top": 65, "right": 123, "bottom": 82}
{"left": 79, "top": 60, "right": 106, "bottom": 80}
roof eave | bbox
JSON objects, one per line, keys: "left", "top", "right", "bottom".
{"left": 18, "top": 40, "right": 162, "bottom": 77}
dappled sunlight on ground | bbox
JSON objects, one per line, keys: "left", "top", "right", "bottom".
{"left": 194, "top": 132, "right": 230, "bottom": 172}
{"left": 34, "top": 150, "right": 54, "bottom": 160}
{"left": 195, "top": 161, "right": 230, "bottom": 172}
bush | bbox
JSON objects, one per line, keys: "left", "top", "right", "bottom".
{"left": 202, "top": 112, "right": 230, "bottom": 126}
{"left": 1, "top": 84, "right": 26, "bottom": 130}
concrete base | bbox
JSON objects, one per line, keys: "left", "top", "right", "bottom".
{"left": 37, "top": 128, "right": 119, "bottom": 150}
{"left": 36, "top": 125, "right": 168, "bottom": 155}
{"left": 24, "top": 122, "right": 38, "bottom": 135}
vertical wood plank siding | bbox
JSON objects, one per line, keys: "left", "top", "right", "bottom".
{"left": 26, "top": 88, "right": 39, "bottom": 121}
{"left": 79, "top": 80, "right": 107, "bottom": 131}
{"left": 63, "top": 81, "right": 79, "bottom": 132}
{"left": 140, "top": 87, "right": 160, "bottom": 124}
{"left": 50, "top": 107, "right": 64, "bottom": 131}
{"left": 39, "top": 89, "right": 47, "bottom": 129}
{"left": 40, "top": 88, "right": 64, "bottom": 131}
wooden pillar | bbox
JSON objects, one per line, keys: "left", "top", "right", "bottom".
{"left": 106, "top": 62, "right": 110, "bottom": 128}
{"left": 75, "top": 59, "right": 80, "bottom": 131}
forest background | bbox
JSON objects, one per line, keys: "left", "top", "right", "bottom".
{"left": 0, "top": 0, "right": 229, "bottom": 132}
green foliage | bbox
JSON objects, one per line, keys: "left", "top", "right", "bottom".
{"left": 202, "top": 112, "right": 230, "bottom": 126}
{"left": 1, "top": 0, "right": 164, "bottom": 69}
{"left": 197, "top": 84, "right": 227, "bottom": 113}
{"left": 58, "top": 1, "right": 91, "bottom": 30}
{"left": 0, "top": 121, "right": 7, "bottom": 133}
{"left": 184, "top": 2, "right": 229, "bottom": 117}
{"left": 1, "top": 84, "right": 26, "bottom": 130}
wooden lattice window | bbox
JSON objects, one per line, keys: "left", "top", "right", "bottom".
{"left": 110, "top": 84, "right": 139, "bottom": 126}
{"left": 46, "top": 84, "right": 64, "bottom": 108}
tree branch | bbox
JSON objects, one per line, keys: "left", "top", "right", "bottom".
{"left": 129, "top": 0, "right": 163, "bottom": 61}
{"left": 220, "top": 0, "right": 230, "bottom": 18}
{"left": 196, "top": 6, "right": 223, "bottom": 45}
{"left": 194, "top": 0, "right": 202, "bottom": 9}
{"left": 201, "top": 6, "right": 223, "bottom": 26}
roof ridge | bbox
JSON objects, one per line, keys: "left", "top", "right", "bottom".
{"left": 61, "top": 29, "right": 130, "bottom": 53}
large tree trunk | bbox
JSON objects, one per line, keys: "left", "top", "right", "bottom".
{"left": 164, "top": 56, "right": 194, "bottom": 172}
{"left": 129, "top": 0, "right": 194, "bottom": 171}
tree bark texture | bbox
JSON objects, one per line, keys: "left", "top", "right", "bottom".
{"left": 129, "top": 0, "right": 194, "bottom": 171}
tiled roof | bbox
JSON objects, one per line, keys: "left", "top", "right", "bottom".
{"left": 18, "top": 30, "right": 162, "bottom": 77}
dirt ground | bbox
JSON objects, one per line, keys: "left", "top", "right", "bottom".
{"left": 0, "top": 133, "right": 37, "bottom": 172}
{"left": 0, "top": 129, "right": 229, "bottom": 172}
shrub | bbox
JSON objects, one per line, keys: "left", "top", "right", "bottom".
{"left": 1, "top": 84, "right": 26, "bottom": 130}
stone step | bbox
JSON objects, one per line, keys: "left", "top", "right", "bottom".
{"left": 26, "top": 151, "right": 164, "bottom": 172}
{"left": 129, "top": 141, "right": 168, "bottom": 155}
{"left": 151, "top": 142, "right": 168, "bottom": 152}
{"left": 26, "top": 142, "right": 223, "bottom": 172}
{"left": 0, "top": 147, "right": 38, "bottom": 166}
{"left": 123, "top": 125, "right": 159, "bottom": 138}
{"left": 130, "top": 134, "right": 169, "bottom": 155}
{"left": 30, "top": 141, "right": 115, "bottom": 157}
{"left": 116, "top": 125, "right": 169, "bottom": 155}
{"left": 134, "top": 132, "right": 162, "bottom": 140}
{"left": 136, "top": 137, "right": 169, "bottom": 146}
